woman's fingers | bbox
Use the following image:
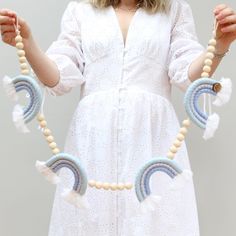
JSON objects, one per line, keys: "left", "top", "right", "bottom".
{"left": 216, "top": 7, "right": 235, "bottom": 21}
{"left": 219, "top": 14, "right": 236, "bottom": 25}
{"left": 0, "top": 15, "right": 14, "bottom": 25}
{"left": 214, "top": 4, "right": 228, "bottom": 14}
{"left": 0, "top": 24, "right": 15, "bottom": 34}
{"left": 1, "top": 31, "right": 16, "bottom": 45}
{"left": 221, "top": 23, "right": 236, "bottom": 33}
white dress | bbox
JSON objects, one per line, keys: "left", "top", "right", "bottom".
{"left": 44, "top": 0, "right": 205, "bottom": 235}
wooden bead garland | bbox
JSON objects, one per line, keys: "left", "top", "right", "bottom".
{"left": 88, "top": 180, "right": 133, "bottom": 191}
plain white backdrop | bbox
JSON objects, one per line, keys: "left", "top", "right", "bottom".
{"left": 0, "top": 0, "right": 236, "bottom": 235}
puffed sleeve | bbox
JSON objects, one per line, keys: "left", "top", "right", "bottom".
{"left": 167, "top": 0, "right": 205, "bottom": 92}
{"left": 44, "top": 1, "right": 86, "bottom": 96}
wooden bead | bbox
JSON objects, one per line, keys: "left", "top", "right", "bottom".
{"left": 201, "top": 72, "right": 209, "bottom": 78}
{"left": 207, "top": 45, "right": 216, "bottom": 53}
{"left": 16, "top": 42, "right": 24, "bottom": 49}
{"left": 170, "top": 146, "right": 178, "bottom": 153}
{"left": 19, "top": 56, "right": 27, "bottom": 63}
{"left": 173, "top": 139, "right": 181, "bottom": 148}
{"left": 177, "top": 133, "right": 185, "bottom": 141}
{"left": 208, "top": 38, "right": 217, "bottom": 46}
{"left": 167, "top": 152, "right": 175, "bottom": 159}
{"left": 110, "top": 183, "right": 117, "bottom": 191}
{"left": 46, "top": 135, "right": 54, "bottom": 143}
{"left": 206, "top": 52, "right": 214, "bottom": 59}
{"left": 102, "top": 182, "right": 110, "bottom": 190}
{"left": 37, "top": 114, "right": 45, "bottom": 122}
{"left": 203, "top": 66, "right": 211, "bottom": 73}
{"left": 20, "top": 63, "right": 28, "bottom": 70}
{"left": 43, "top": 128, "right": 51, "bottom": 136}
{"left": 182, "top": 119, "right": 190, "bottom": 127}
{"left": 204, "top": 59, "right": 213, "bottom": 66}
{"left": 40, "top": 120, "right": 47, "bottom": 128}
{"left": 125, "top": 183, "right": 133, "bottom": 190}
{"left": 117, "top": 183, "right": 125, "bottom": 190}
{"left": 95, "top": 181, "right": 102, "bottom": 189}
{"left": 49, "top": 142, "right": 57, "bottom": 149}
{"left": 15, "top": 35, "right": 23, "bottom": 43}
{"left": 180, "top": 127, "right": 188, "bottom": 135}
{"left": 21, "top": 69, "right": 30, "bottom": 75}
{"left": 88, "top": 180, "right": 96, "bottom": 187}
{"left": 52, "top": 148, "right": 60, "bottom": 154}
{"left": 17, "top": 50, "right": 25, "bottom": 57}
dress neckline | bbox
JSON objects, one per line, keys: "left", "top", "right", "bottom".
{"left": 109, "top": 5, "right": 141, "bottom": 49}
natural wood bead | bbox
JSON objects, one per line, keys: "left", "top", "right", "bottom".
{"left": 208, "top": 38, "right": 217, "bottom": 46}
{"left": 206, "top": 52, "right": 214, "bottom": 59}
{"left": 19, "top": 56, "right": 27, "bottom": 63}
{"left": 180, "top": 127, "right": 188, "bottom": 135}
{"left": 125, "top": 183, "right": 133, "bottom": 190}
{"left": 15, "top": 35, "right": 23, "bottom": 43}
{"left": 21, "top": 69, "right": 30, "bottom": 75}
{"left": 16, "top": 42, "right": 24, "bottom": 49}
{"left": 40, "top": 120, "right": 47, "bottom": 128}
{"left": 110, "top": 183, "right": 117, "bottom": 191}
{"left": 49, "top": 142, "right": 57, "bottom": 149}
{"left": 52, "top": 148, "right": 60, "bottom": 154}
{"left": 43, "top": 128, "right": 51, "bottom": 136}
{"left": 167, "top": 152, "right": 175, "bottom": 159}
{"left": 95, "top": 181, "right": 102, "bottom": 189}
{"left": 203, "top": 65, "right": 211, "bottom": 73}
{"left": 170, "top": 146, "right": 178, "bottom": 153}
{"left": 102, "top": 182, "right": 110, "bottom": 190}
{"left": 173, "top": 139, "right": 181, "bottom": 148}
{"left": 182, "top": 119, "right": 190, "bottom": 127}
{"left": 177, "top": 133, "right": 185, "bottom": 141}
{"left": 204, "top": 59, "right": 213, "bottom": 66}
{"left": 88, "top": 180, "right": 96, "bottom": 187}
{"left": 117, "top": 183, "right": 125, "bottom": 190}
{"left": 201, "top": 72, "right": 209, "bottom": 78}
{"left": 207, "top": 45, "right": 216, "bottom": 53}
{"left": 37, "top": 114, "right": 45, "bottom": 122}
{"left": 20, "top": 63, "right": 28, "bottom": 70}
{"left": 46, "top": 135, "right": 54, "bottom": 143}
{"left": 17, "top": 50, "right": 25, "bottom": 57}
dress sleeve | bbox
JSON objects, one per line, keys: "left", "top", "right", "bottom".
{"left": 167, "top": 0, "right": 205, "bottom": 92}
{"left": 44, "top": 1, "right": 86, "bottom": 96}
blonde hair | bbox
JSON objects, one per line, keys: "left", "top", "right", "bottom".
{"left": 87, "top": 0, "right": 171, "bottom": 14}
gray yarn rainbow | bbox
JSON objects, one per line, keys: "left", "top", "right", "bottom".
{"left": 45, "top": 153, "right": 88, "bottom": 195}
{"left": 184, "top": 78, "right": 220, "bottom": 129}
{"left": 11, "top": 75, "right": 42, "bottom": 123}
{"left": 135, "top": 158, "right": 182, "bottom": 202}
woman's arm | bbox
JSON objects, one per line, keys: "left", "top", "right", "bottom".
{"left": 0, "top": 9, "right": 60, "bottom": 88}
{"left": 188, "top": 4, "right": 236, "bottom": 82}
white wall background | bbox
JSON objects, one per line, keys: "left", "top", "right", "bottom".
{"left": 0, "top": 0, "right": 236, "bottom": 235}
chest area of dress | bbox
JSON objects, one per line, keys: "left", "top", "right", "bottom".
{"left": 80, "top": 7, "right": 172, "bottom": 64}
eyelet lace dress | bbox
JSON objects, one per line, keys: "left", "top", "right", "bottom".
{"left": 44, "top": 0, "right": 205, "bottom": 235}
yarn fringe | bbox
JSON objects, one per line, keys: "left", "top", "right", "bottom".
{"left": 2, "top": 75, "right": 18, "bottom": 101}
{"left": 213, "top": 78, "right": 232, "bottom": 106}
{"left": 203, "top": 113, "right": 220, "bottom": 140}
{"left": 139, "top": 194, "right": 162, "bottom": 214}
{"left": 35, "top": 161, "right": 60, "bottom": 184}
{"left": 62, "top": 188, "right": 90, "bottom": 209}
{"left": 169, "top": 169, "right": 193, "bottom": 191}
{"left": 12, "top": 104, "right": 30, "bottom": 133}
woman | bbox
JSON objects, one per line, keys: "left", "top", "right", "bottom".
{"left": 0, "top": 0, "right": 236, "bottom": 235}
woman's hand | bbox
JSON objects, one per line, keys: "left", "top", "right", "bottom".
{"left": 214, "top": 4, "right": 236, "bottom": 52}
{"left": 0, "top": 8, "right": 31, "bottom": 47}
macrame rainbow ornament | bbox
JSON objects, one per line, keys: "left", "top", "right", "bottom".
{"left": 134, "top": 18, "right": 232, "bottom": 212}
{"left": 2, "top": 20, "right": 89, "bottom": 209}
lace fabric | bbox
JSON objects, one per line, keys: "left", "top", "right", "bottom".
{"left": 43, "top": 0, "right": 204, "bottom": 235}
